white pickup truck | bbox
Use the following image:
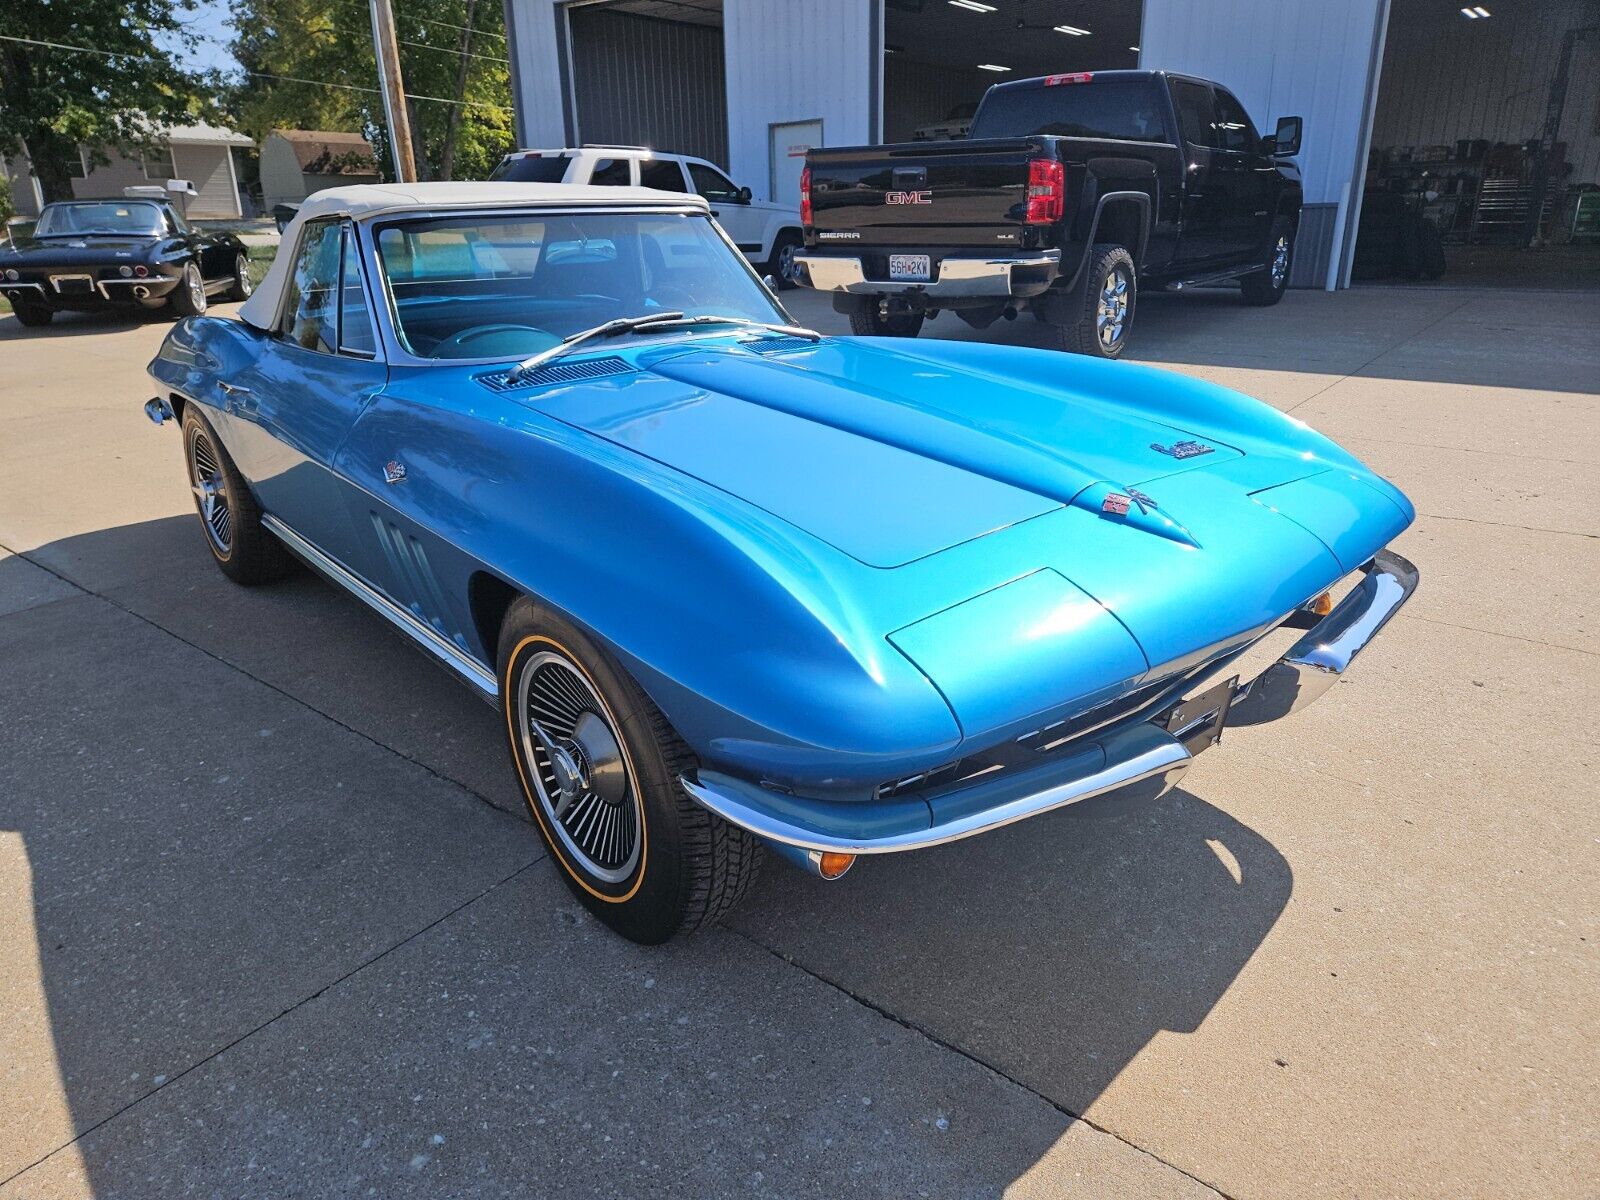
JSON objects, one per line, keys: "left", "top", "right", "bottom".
{"left": 490, "top": 146, "right": 805, "bottom": 288}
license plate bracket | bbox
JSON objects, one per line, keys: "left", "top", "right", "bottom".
{"left": 53, "top": 275, "right": 94, "bottom": 295}
{"left": 1164, "top": 676, "right": 1239, "bottom": 755}
{"left": 888, "top": 253, "right": 931, "bottom": 282}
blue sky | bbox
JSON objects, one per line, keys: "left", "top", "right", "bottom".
{"left": 160, "top": 0, "right": 240, "bottom": 75}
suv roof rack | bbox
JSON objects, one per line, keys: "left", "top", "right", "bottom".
{"left": 581, "top": 143, "right": 651, "bottom": 151}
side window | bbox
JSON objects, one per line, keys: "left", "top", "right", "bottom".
{"left": 639, "top": 158, "right": 688, "bottom": 193}
{"left": 1212, "top": 88, "right": 1259, "bottom": 153}
{"left": 1170, "top": 80, "right": 1215, "bottom": 150}
{"left": 589, "top": 157, "right": 631, "bottom": 186}
{"left": 280, "top": 218, "right": 342, "bottom": 353}
{"left": 338, "top": 228, "right": 377, "bottom": 356}
{"left": 687, "top": 161, "right": 741, "bottom": 203}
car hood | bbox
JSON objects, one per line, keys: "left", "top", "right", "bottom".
{"left": 534, "top": 336, "right": 1272, "bottom": 569}
{"left": 509, "top": 334, "right": 1412, "bottom": 745}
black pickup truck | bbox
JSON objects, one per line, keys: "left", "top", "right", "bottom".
{"left": 793, "top": 70, "right": 1304, "bottom": 357}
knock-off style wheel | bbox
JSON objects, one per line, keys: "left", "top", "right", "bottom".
{"left": 229, "top": 252, "right": 254, "bottom": 302}
{"left": 499, "top": 599, "right": 761, "bottom": 944}
{"left": 180, "top": 406, "right": 294, "bottom": 584}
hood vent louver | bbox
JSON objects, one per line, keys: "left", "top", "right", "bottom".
{"left": 476, "top": 355, "right": 634, "bottom": 393}
{"left": 743, "top": 336, "right": 821, "bottom": 355}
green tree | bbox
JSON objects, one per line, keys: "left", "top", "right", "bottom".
{"left": 0, "top": 0, "right": 210, "bottom": 201}
{"left": 222, "top": 0, "right": 513, "bottom": 181}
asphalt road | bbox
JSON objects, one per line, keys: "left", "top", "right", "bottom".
{"left": 1, "top": 283, "right": 1595, "bottom": 1198}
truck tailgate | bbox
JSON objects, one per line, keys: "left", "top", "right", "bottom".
{"left": 808, "top": 138, "right": 1051, "bottom": 248}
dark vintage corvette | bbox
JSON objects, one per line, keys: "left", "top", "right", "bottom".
{"left": 0, "top": 198, "right": 252, "bottom": 326}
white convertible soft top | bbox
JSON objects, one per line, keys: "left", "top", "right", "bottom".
{"left": 239, "top": 181, "right": 710, "bottom": 330}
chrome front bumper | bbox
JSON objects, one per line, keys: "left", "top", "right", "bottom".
{"left": 682, "top": 550, "right": 1418, "bottom": 856}
{"left": 792, "top": 250, "right": 1060, "bottom": 299}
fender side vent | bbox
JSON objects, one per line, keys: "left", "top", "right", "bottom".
{"left": 476, "top": 356, "right": 633, "bottom": 393}
{"left": 744, "top": 336, "right": 820, "bottom": 355}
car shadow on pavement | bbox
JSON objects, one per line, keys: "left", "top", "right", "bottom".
{"left": 2, "top": 516, "right": 1291, "bottom": 1195}
{"left": 0, "top": 308, "right": 180, "bottom": 341}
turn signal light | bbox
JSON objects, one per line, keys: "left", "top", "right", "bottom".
{"left": 1025, "top": 158, "right": 1064, "bottom": 224}
{"left": 817, "top": 851, "right": 855, "bottom": 880}
{"left": 799, "top": 165, "right": 812, "bottom": 226}
{"left": 1309, "top": 590, "right": 1334, "bottom": 616}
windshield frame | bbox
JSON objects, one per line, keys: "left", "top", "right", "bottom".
{"left": 362, "top": 202, "right": 795, "bottom": 369}
{"left": 35, "top": 200, "right": 170, "bottom": 238}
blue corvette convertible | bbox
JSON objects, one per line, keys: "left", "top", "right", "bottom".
{"left": 146, "top": 182, "right": 1417, "bottom": 943}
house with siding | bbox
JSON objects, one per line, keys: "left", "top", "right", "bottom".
{"left": 259, "top": 131, "right": 382, "bottom": 211}
{"left": 3, "top": 123, "right": 254, "bottom": 220}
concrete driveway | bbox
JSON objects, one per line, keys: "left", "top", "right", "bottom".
{"left": 0, "top": 284, "right": 1595, "bottom": 1198}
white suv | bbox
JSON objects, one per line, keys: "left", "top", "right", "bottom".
{"left": 490, "top": 146, "right": 805, "bottom": 288}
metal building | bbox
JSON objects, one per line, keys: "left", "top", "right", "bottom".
{"left": 504, "top": 0, "right": 1600, "bottom": 290}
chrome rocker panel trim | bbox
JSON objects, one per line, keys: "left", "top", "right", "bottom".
{"left": 260, "top": 514, "right": 500, "bottom": 701}
{"left": 793, "top": 250, "right": 1060, "bottom": 299}
{"left": 683, "top": 549, "right": 1418, "bottom": 856}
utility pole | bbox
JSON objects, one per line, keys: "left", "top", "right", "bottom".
{"left": 369, "top": 0, "right": 417, "bottom": 182}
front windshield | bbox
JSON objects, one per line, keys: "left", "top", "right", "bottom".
{"left": 35, "top": 201, "right": 166, "bottom": 237}
{"left": 373, "top": 211, "right": 787, "bottom": 360}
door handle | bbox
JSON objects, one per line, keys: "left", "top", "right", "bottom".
{"left": 218, "top": 380, "right": 256, "bottom": 414}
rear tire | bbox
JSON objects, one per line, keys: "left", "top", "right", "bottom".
{"left": 227, "top": 252, "right": 254, "bottom": 302}
{"left": 1242, "top": 216, "right": 1293, "bottom": 306}
{"left": 170, "top": 263, "right": 207, "bottom": 318}
{"left": 498, "top": 599, "right": 762, "bottom": 944}
{"left": 1056, "top": 243, "right": 1135, "bottom": 358}
{"left": 848, "top": 307, "right": 925, "bottom": 337}
{"left": 11, "top": 301, "right": 53, "bottom": 327}
{"left": 181, "top": 405, "right": 295, "bottom": 585}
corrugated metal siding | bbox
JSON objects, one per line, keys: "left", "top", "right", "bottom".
{"left": 724, "top": 0, "right": 877, "bottom": 199}
{"left": 567, "top": 6, "right": 728, "bottom": 165}
{"left": 1372, "top": 0, "right": 1600, "bottom": 192}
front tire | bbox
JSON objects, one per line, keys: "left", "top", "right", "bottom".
{"left": 1058, "top": 243, "right": 1135, "bottom": 358}
{"left": 11, "top": 301, "right": 53, "bottom": 327}
{"left": 170, "top": 263, "right": 208, "bottom": 318}
{"left": 848, "top": 307, "right": 925, "bottom": 337}
{"left": 499, "top": 600, "right": 762, "bottom": 944}
{"left": 181, "top": 406, "right": 295, "bottom": 584}
{"left": 768, "top": 230, "right": 803, "bottom": 291}
{"left": 1241, "top": 216, "right": 1293, "bottom": 306}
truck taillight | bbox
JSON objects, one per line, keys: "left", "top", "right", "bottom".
{"left": 1025, "top": 158, "right": 1064, "bottom": 224}
{"left": 800, "top": 165, "right": 812, "bottom": 226}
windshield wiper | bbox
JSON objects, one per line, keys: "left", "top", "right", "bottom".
{"left": 507, "top": 312, "right": 685, "bottom": 382}
{"left": 506, "top": 312, "right": 821, "bottom": 382}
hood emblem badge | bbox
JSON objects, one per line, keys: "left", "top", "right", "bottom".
{"left": 1151, "top": 440, "right": 1214, "bottom": 460}
{"left": 1103, "top": 488, "right": 1159, "bottom": 517}
{"left": 384, "top": 460, "right": 407, "bottom": 485}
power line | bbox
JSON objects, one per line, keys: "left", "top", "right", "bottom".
{"left": 0, "top": 33, "right": 513, "bottom": 111}
{"left": 385, "top": 5, "right": 509, "bottom": 42}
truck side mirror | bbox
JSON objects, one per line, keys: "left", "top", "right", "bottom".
{"left": 737, "top": 185, "right": 753, "bottom": 204}
{"left": 1270, "top": 116, "right": 1302, "bottom": 157}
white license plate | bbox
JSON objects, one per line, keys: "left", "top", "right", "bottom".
{"left": 888, "top": 253, "right": 931, "bottom": 282}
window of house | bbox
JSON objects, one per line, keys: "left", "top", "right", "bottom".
{"left": 66, "top": 148, "right": 88, "bottom": 179}
{"left": 142, "top": 149, "right": 176, "bottom": 180}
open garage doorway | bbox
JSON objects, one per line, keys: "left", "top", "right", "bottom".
{"left": 882, "top": 0, "right": 1144, "bottom": 144}
{"left": 562, "top": 0, "right": 728, "bottom": 167}
{"left": 1357, "top": 0, "right": 1600, "bottom": 288}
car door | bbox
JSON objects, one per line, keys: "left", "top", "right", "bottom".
{"left": 1168, "top": 78, "right": 1230, "bottom": 269}
{"left": 222, "top": 216, "right": 387, "bottom": 561}
{"left": 686, "top": 159, "right": 764, "bottom": 260}
{"left": 164, "top": 204, "right": 222, "bottom": 282}
{"left": 1209, "top": 86, "right": 1276, "bottom": 263}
